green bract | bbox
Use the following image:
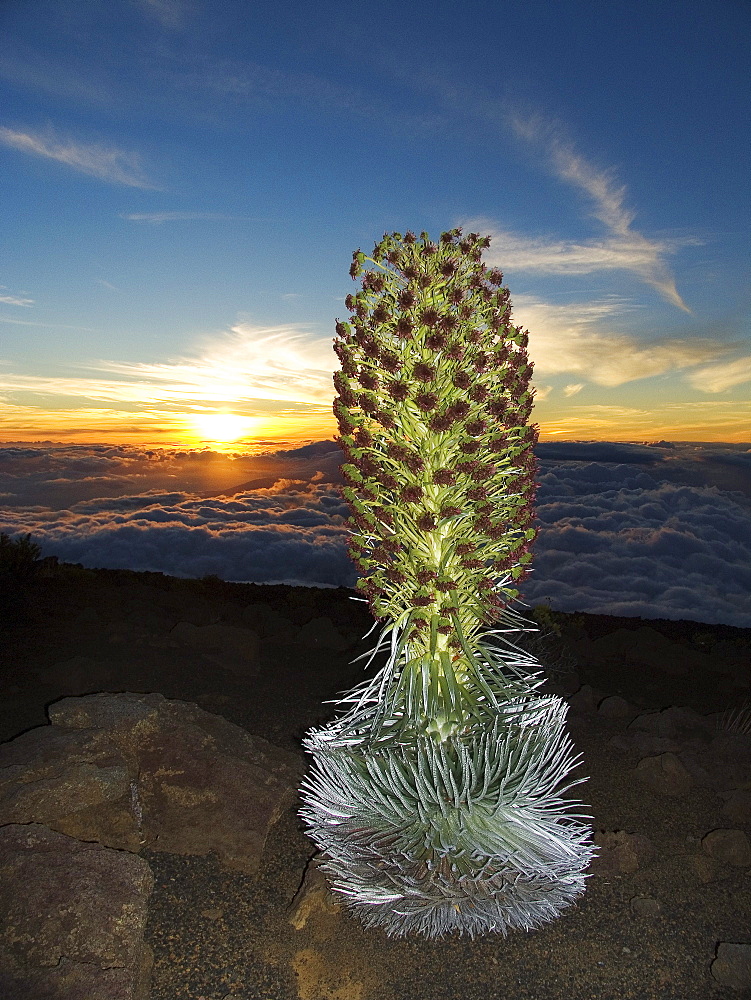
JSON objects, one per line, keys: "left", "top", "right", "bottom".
{"left": 299, "top": 229, "right": 594, "bottom": 938}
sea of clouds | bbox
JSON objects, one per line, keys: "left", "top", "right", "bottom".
{"left": 1, "top": 439, "right": 749, "bottom": 627}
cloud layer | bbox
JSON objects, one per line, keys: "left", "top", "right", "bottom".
{"left": 0, "top": 440, "right": 749, "bottom": 627}
{"left": 0, "top": 125, "right": 154, "bottom": 187}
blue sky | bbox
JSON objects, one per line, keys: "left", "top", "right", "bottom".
{"left": 1, "top": 0, "right": 750, "bottom": 447}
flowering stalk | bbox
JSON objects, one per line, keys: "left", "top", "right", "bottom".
{"left": 300, "top": 229, "right": 594, "bottom": 938}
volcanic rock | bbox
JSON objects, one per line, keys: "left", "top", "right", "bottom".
{"left": 0, "top": 691, "right": 304, "bottom": 874}
{"left": 711, "top": 942, "right": 751, "bottom": 990}
{"left": 635, "top": 751, "right": 694, "bottom": 796}
{"left": 0, "top": 823, "right": 153, "bottom": 1000}
{"left": 701, "top": 829, "right": 751, "bottom": 867}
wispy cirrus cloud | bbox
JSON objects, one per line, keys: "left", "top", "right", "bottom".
{"left": 0, "top": 316, "right": 94, "bottom": 330}
{"left": 512, "top": 294, "right": 720, "bottom": 387}
{"left": 358, "top": 46, "right": 696, "bottom": 313}
{"left": 501, "top": 113, "right": 696, "bottom": 312}
{"left": 685, "top": 356, "right": 751, "bottom": 393}
{"left": 459, "top": 219, "right": 696, "bottom": 292}
{"left": 135, "top": 0, "right": 196, "bottom": 30}
{"left": 0, "top": 323, "right": 335, "bottom": 410}
{"left": 120, "top": 211, "right": 246, "bottom": 223}
{"left": 0, "top": 125, "right": 156, "bottom": 188}
{"left": 0, "top": 291, "right": 33, "bottom": 307}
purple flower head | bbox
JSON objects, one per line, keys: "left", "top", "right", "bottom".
{"left": 455, "top": 543, "right": 476, "bottom": 556}
{"left": 465, "top": 419, "right": 487, "bottom": 436}
{"left": 379, "top": 350, "right": 401, "bottom": 373}
{"left": 438, "top": 314, "right": 458, "bottom": 332}
{"left": 363, "top": 272, "right": 386, "bottom": 293}
{"left": 432, "top": 468, "right": 456, "bottom": 486}
{"left": 428, "top": 412, "right": 456, "bottom": 433}
{"left": 447, "top": 400, "right": 470, "bottom": 420}
{"left": 400, "top": 484, "right": 424, "bottom": 503}
{"left": 425, "top": 332, "right": 447, "bottom": 351}
{"left": 419, "top": 307, "right": 439, "bottom": 327}
{"left": 336, "top": 388, "right": 357, "bottom": 408}
{"left": 416, "top": 513, "right": 436, "bottom": 531}
{"left": 439, "top": 506, "right": 462, "bottom": 518}
{"left": 415, "top": 392, "right": 439, "bottom": 412}
{"left": 470, "top": 463, "right": 496, "bottom": 481}
{"left": 413, "top": 362, "right": 437, "bottom": 383}
{"left": 385, "top": 568, "right": 407, "bottom": 584}
{"left": 459, "top": 440, "right": 480, "bottom": 454}
{"left": 396, "top": 317, "right": 414, "bottom": 338}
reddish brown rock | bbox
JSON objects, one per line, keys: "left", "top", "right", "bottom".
{"left": 711, "top": 942, "right": 751, "bottom": 990}
{"left": 630, "top": 895, "right": 662, "bottom": 917}
{"left": 566, "top": 684, "right": 598, "bottom": 714}
{"left": 701, "top": 828, "right": 751, "bottom": 867}
{"left": 635, "top": 752, "right": 693, "bottom": 796}
{"left": 0, "top": 823, "right": 153, "bottom": 1000}
{"left": 589, "top": 829, "right": 656, "bottom": 875}
{"left": 0, "top": 726, "right": 140, "bottom": 852}
{"left": 629, "top": 705, "right": 714, "bottom": 739}
{"left": 1, "top": 692, "right": 304, "bottom": 875}
{"left": 721, "top": 787, "right": 751, "bottom": 825}
{"left": 288, "top": 854, "right": 342, "bottom": 930}
{"left": 597, "top": 695, "right": 633, "bottom": 719}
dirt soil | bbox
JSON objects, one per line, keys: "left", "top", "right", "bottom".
{"left": 1, "top": 565, "right": 750, "bottom": 1000}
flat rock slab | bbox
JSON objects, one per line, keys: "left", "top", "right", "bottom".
{"left": 0, "top": 691, "right": 304, "bottom": 874}
{"left": 0, "top": 823, "right": 153, "bottom": 1000}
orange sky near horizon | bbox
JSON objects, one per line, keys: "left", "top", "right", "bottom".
{"left": 2, "top": 398, "right": 749, "bottom": 451}
{"left": 2, "top": 321, "right": 749, "bottom": 451}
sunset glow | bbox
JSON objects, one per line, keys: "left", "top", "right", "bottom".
{"left": 187, "top": 413, "right": 258, "bottom": 444}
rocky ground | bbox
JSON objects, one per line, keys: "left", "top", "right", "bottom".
{"left": 0, "top": 563, "right": 750, "bottom": 999}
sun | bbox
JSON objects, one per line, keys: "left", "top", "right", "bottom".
{"left": 189, "top": 413, "right": 255, "bottom": 444}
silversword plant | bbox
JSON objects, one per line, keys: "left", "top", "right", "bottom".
{"left": 300, "top": 229, "right": 595, "bottom": 938}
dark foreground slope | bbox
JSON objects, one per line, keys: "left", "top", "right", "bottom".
{"left": 1, "top": 563, "right": 750, "bottom": 1000}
